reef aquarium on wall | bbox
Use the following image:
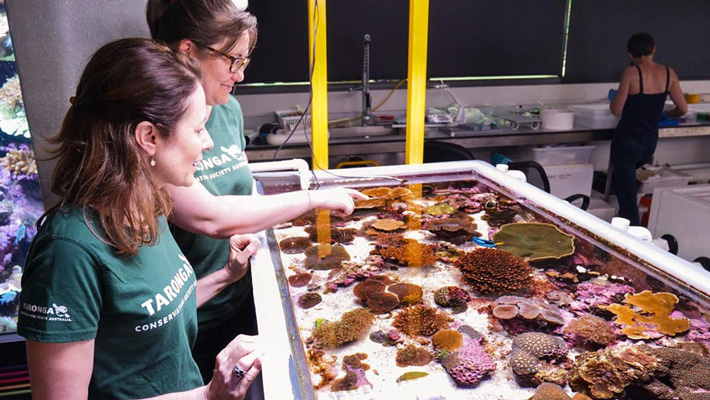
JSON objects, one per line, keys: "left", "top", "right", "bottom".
{"left": 250, "top": 161, "right": 710, "bottom": 400}
{"left": 0, "top": 2, "right": 44, "bottom": 337}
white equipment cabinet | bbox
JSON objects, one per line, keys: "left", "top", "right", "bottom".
{"left": 648, "top": 184, "right": 710, "bottom": 262}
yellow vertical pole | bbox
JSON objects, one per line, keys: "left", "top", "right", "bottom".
{"left": 308, "top": 0, "right": 329, "bottom": 170}
{"left": 404, "top": 0, "right": 429, "bottom": 165}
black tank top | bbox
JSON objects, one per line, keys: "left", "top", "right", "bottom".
{"left": 616, "top": 65, "right": 670, "bottom": 139}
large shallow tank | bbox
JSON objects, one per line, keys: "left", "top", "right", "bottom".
{"left": 250, "top": 161, "right": 710, "bottom": 400}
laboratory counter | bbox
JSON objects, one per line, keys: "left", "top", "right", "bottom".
{"left": 244, "top": 121, "right": 710, "bottom": 162}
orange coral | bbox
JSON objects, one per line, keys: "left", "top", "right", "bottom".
{"left": 454, "top": 248, "right": 533, "bottom": 295}
{"left": 387, "top": 283, "right": 423, "bottom": 305}
{"left": 396, "top": 344, "right": 434, "bottom": 367}
{"left": 376, "top": 235, "right": 436, "bottom": 267}
{"left": 372, "top": 219, "right": 406, "bottom": 232}
{"left": 432, "top": 329, "right": 464, "bottom": 352}
{"left": 603, "top": 290, "right": 690, "bottom": 339}
{"left": 312, "top": 308, "right": 374, "bottom": 348}
{"left": 392, "top": 304, "right": 450, "bottom": 337}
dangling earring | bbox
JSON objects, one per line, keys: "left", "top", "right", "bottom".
{"left": 150, "top": 157, "right": 156, "bottom": 167}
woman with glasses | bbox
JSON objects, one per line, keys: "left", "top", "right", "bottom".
{"left": 19, "top": 38, "right": 262, "bottom": 400}
{"left": 146, "top": 0, "right": 366, "bottom": 384}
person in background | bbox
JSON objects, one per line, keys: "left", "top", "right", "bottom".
{"left": 18, "top": 38, "right": 262, "bottom": 400}
{"left": 145, "top": 0, "right": 366, "bottom": 384}
{"left": 610, "top": 32, "right": 687, "bottom": 226}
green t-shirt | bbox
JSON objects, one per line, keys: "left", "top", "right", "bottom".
{"left": 18, "top": 208, "right": 203, "bottom": 399}
{"left": 171, "top": 95, "right": 255, "bottom": 331}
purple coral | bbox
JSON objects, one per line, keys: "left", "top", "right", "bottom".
{"left": 441, "top": 334, "right": 496, "bottom": 386}
{"left": 570, "top": 280, "right": 635, "bottom": 313}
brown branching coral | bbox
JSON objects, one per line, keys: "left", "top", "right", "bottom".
{"left": 392, "top": 304, "right": 450, "bottom": 337}
{"left": 454, "top": 248, "right": 533, "bottom": 295}
{"left": 312, "top": 308, "right": 374, "bottom": 348}
{"left": 375, "top": 234, "right": 436, "bottom": 267}
{"left": 304, "top": 244, "right": 351, "bottom": 270}
{"left": 569, "top": 345, "right": 658, "bottom": 399}
{"left": 563, "top": 314, "right": 617, "bottom": 348}
{"left": 603, "top": 290, "right": 690, "bottom": 339}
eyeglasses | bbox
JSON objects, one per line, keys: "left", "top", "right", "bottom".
{"left": 197, "top": 44, "right": 251, "bottom": 73}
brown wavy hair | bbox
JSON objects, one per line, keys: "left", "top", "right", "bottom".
{"left": 46, "top": 38, "right": 202, "bottom": 256}
{"left": 146, "top": 0, "right": 258, "bottom": 54}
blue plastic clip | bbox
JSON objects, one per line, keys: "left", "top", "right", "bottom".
{"left": 472, "top": 237, "right": 499, "bottom": 248}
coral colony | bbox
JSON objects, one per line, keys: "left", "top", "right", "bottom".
{"left": 0, "top": 7, "right": 43, "bottom": 335}
{"left": 273, "top": 179, "right": 710, "bottom": 399}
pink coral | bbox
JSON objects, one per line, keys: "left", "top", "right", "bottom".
{"left": 441, "top": 335, "right": 496, "bottom": 386}
{"left": 569, "top": 280, "right": 635, "bottom": 313}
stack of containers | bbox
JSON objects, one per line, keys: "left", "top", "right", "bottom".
{"left": 524, "top": 145, "right": 596, "bottom": 199}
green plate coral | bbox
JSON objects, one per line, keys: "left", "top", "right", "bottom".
{"left": 493, "top": 222, "right": 575, "bottom": 261}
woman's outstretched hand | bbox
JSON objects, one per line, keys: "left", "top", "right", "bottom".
{"left": 309, "top": 188, "right": 368, "bottom": 217}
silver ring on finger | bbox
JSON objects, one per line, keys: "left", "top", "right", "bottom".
{"left": 233, "top": 364, "right": 246, "bottom": 379}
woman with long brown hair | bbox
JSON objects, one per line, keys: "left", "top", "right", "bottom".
{"left": 18, "top": 38, "right": 261, "bottom": 400}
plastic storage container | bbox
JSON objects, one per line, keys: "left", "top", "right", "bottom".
{"left": 637, "top": 168, "right": 691, "bottom": 194}
{"left": 275, "top": 109, "right": 311, "bottom": 131}
{"left": 569, "top": 104, "right": 620, "bottom": 129}
{"left": 525, "top": 145, "right": 595, "bottom": 166}
{"left": 586, "top": 196, "right": 617, "bottom": 223}
{"left": 527, "top": 163, "right": 595, "bottom": 199}
{"left": 540, "top": 109, "right": 575, "bottom": 130}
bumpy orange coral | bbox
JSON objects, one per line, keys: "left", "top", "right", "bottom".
{"left": 454, "top": 248, "right": 533, "bottom": 295}
{"left": 312, "top": 308, "right": 375, "bottom": 348}
{"left": 392, "top": 304, "right": 450, "bottom": 337}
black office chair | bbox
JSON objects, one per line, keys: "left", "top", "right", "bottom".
{"left": 508, "top": 160, "right": 590, "bottom": 211}
{"left": 423, "top": 140, "right": 475, "bottom": 163}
